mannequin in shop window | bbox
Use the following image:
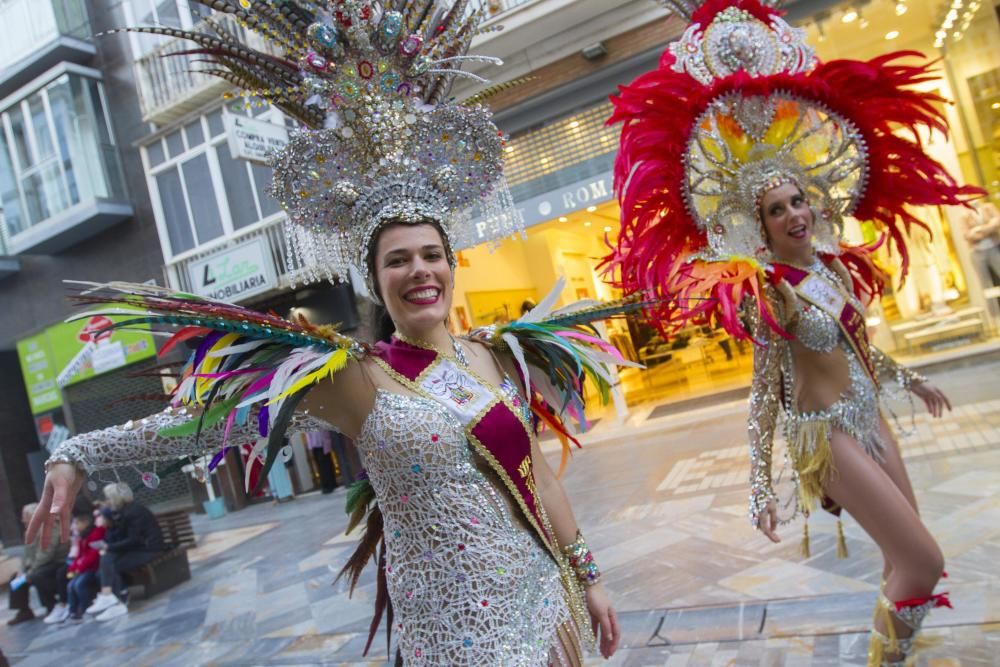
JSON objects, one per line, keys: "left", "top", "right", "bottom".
{"left": 605, "top": 1, "right": 981, "bottom": 664}
{"left": 961, "top": 199, "right": 1000, "bottom": 287}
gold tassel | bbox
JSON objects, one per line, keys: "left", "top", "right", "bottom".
{"left": 867, "top": 595, "right": 899, "bottom": 667}
{"left": 799, "top": 519, "right": 811, "bottom": 558}
{"left": 867, "top": 631, "right": 884, "bottom": 667}
{"left": 836, "top": 518, "right": 849, "bottom": 559}
{"left": 793, "top": 422, "right": 836, "bottom": 512}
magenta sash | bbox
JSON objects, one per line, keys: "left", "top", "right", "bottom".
{"left": 775, "top": 261, "right": 879, "bottom": 388}
{"left": 373, "top": 337, "right": 556, "bottom": 558}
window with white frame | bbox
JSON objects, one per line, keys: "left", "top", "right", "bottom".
{"left": 122, "top": 0, "right": 212, "bottom": 58}
{"left": 0, "top": 68, "right": 127, "bottom": 240}
{"left": 144, "top": 103, "right": 289, "bottom": 259}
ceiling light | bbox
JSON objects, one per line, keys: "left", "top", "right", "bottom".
{"left": 586, "top": 205, "right": 597, "bottom": 212}
{"left": 936, "top": 29, "right": 948, "bottom": 38}
{"left": 992, "top": 102, "right": 1000, "bottom": 109}
{"left": 885, "top": 30, "right": 900, "bottom": 40}
{"left": 859, "top": 16, "right": 869, "bottom": 28}
{"left": 841, "top": 9, "right": 858, "bottom": 23}
{"left": 504, "top": 146, "right": 514, "bottom": 153}
{"left": 559, "top": 216, "right": 568, "bottom": 222}
{"left": 603, "top": 226, "right": 613, "bottom": 233}
{"left": 568, "top": 120, "right": 580, "bottom": 129}
{"left": 583, "top": 221, "right": 592, "bottom": 227}
{"left": 895, "top": 2, "right": 907, "bottom": 15}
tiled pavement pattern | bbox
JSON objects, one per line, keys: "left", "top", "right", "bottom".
{"left": 2, "top": 358, "right": 998, "bottom": 665}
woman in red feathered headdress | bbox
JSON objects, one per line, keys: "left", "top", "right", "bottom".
{"left": 606, "top": 0, "right": 980, "bottom": 663}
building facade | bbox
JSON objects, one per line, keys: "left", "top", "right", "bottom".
{"left": 0, "top": 0, "right": 185, "bottom": 544}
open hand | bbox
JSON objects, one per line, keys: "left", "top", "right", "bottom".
{"left": 26, "top": 462, "right": 84, "bottom": 549}
{"left": 912, "top": 381, "right": 951, "bottom": 418}
{"left": 585, "top": 582, "right": 621, "bottom": 659}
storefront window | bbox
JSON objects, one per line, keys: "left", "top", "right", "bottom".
{"left": 799, "top": 0, "right": 1000, "bottom": 354}
{"left": 0, "top": 70, "right": 126, "bottom": 242}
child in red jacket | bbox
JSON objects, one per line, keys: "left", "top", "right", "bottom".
{"left": 65, "top": 511, "right": 105, "bottom": 622}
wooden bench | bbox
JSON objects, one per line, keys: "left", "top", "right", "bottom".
{"left": 124, "top": 509, "right": 195, "bottom": 600}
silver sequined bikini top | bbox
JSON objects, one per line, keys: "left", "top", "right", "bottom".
{"left": 788, "top": 259, "right": 860, "bottom": 354}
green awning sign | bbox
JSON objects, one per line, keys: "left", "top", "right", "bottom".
{"left": 16, "top": 309, "right": 158, "bottom": 414}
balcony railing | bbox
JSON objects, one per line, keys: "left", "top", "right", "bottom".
{"left": 134, "top": 12, "right": 280, "bottom": 125}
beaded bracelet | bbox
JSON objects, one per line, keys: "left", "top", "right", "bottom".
{"left": 562, "top": 530, "right": 602, "bottom": 587}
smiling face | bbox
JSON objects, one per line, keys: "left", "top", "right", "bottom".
{"left": 372, "top": 222, "right": 454, "bottom": 337}
{"left": 759, "top": 182, "right": 815, "bottom": 262}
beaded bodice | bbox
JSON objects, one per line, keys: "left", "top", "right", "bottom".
{"left": 781, "top": 259, "right": 883, "bottom": 455}
{"left": 355, "top": 389, "right": 569, "bottom": 666}
{"left": 787, "top": 259, "right": 863, "bottom": 354}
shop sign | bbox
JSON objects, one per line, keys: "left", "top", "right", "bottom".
{"left": 474, "top": 171, "right": 614, "bottom": 240}
{"left": 49, "top": 310, "right": 156, "bottom": 388}
{"left": 16, "top": 333, "right": 62, "bottom": 414}
{"left": 188, "top": 237, "right": 278, "bottom": 302}
{"left": 16, "top": 308, "right": 157, "bottom": 412}
{"left": 224, "top": 114, "right": 289, "bottom": 164}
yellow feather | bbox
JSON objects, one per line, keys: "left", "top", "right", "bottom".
{"left": 270, "top": 348, "right": 348, "bottom": 403}
{"left": 196, "top": 333, "right": 240, "bottom": 395}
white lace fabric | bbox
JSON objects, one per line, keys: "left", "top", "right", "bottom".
{"left": 47, "top": 405, "right": 332, "bottom": 474}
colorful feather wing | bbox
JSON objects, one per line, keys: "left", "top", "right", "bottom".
{"left": 64, "top": 281, "right": 366, "bottom": 487}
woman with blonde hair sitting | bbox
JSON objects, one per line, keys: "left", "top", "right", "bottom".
{"left": 85, "top": 483, "right": 165, "bottom": 621}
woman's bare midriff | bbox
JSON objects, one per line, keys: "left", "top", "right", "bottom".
{"left": 789, "top": 340, "right": 852, "bottom": 413}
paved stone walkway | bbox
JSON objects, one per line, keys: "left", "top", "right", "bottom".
{"left": 2, "top": 357, "right": 998, "bottom": 665}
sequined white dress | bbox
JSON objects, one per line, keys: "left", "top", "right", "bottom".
{"left": 358, "top": 389, "right": 575, "bottom": 666}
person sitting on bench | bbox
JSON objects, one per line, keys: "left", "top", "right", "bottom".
{"left": 7, "top": 504, "right": 68, "bottom": 625}
{"left": 85, "top": 484, "right": 165, "bottom": 621}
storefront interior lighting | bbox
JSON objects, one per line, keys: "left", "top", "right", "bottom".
{"left": 895, "top": 1, "right": 907, "bottom": 15}
{"left": 885, "top": 30, "right": 899, "bottom": 40}
{"left": 586, "top": 205, "right": 597, "bottom": 212}
{"left": 935, "top": 0, "right": 980, "bottom": 47}
{"left": 559, "top": 216, "right": 568, "bottom": 222}
{"left": 841, "top": 8, "right": 858, "bottom": 22}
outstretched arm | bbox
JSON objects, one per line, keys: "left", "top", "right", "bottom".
{"left": 870, "top": 346, "right": 950, "bottom": 418}
{"left": 28, "top": 404, "right": 336, "bottom": 549}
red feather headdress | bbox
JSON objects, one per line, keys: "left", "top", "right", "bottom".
{"left": 605, "top": 0, "right": 983, "bottom": 338}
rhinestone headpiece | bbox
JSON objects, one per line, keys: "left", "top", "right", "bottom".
{"left": 121, "top": 1, "right": 522, "bottom": 288}
{"left": 673, "top": 9, "right": 866, "bottom": 262}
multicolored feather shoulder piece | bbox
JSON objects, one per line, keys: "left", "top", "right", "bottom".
{"left": 468, "top": 278, "right": 644, "bottom": 465}
{"left": 64, "top": 280, "right": 366, "bottom": 487}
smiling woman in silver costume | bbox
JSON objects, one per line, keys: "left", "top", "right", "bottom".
{"left": 26, "top": 2, "right": 627, "bottom": 664}
{"left": 605, "top": 0, "right": 980, "bottom": 664}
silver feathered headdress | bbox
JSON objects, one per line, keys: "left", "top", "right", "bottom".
{"left": 119, "top": 1, "right": 522, "bottom": 287}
